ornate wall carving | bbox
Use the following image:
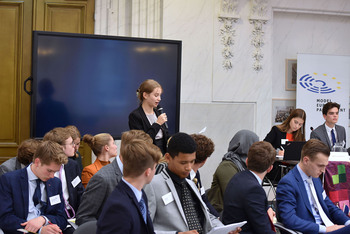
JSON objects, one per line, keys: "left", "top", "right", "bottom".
{"left": 95, "top": 0, "right": 163, "bottom": 38}
{"left": 218, "top": 0, "right": 240, "bottom": 70}
{"left": 249, "top": 0, "right": 268, "bottom": 71}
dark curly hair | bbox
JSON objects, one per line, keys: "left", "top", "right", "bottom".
{"left": 191, "top": 134, "right": 214, "bottom": 164}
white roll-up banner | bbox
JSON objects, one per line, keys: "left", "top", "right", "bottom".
{"left": 296, "top": 53, "right": 349, "bottom": 141}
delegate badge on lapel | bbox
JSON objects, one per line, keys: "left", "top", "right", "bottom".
{"left": 49, "top": 194, "right": 61, "bottom": 206}
{"left": 71, "top": 176, "right": 81, "bottom": 188}
{"left": 162, "top": 192, "right": 174, "bottom": 205}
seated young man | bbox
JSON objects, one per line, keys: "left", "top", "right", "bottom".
{"left": 76, "top": 130, "right": 153, "bottom": 225}
{"left": 144, "top": 132, "right": 240, "bottom": 234}
{"left": 0, "top": 141, "right": 68, "bottom": 234}
{"left": 97, "top": 138, "right": 162, "bottom": 234}
{"left": 43, "top": 127, "right": 84, "bottom": 221}
{"left": 222, "top": 141, "right": 276, "bottom": 233}
{"left": 310, "top": 102, "right": 346, "bottom": 150}
{"left": 277, "top": 139, "right": 350, "bottom": 234}
{"left": 190, "top": 134, "right": 219, "bottom": 217}
{"left": 0, "top": 138, "right": 41, "bottom": 177}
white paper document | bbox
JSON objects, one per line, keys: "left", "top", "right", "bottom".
{"left": 17, "top": 229, "right": 30, "bottom": 233}
{"left": 198, "top": 127, "right": 207, "bottom": 134}
{"left": 207, "top": 221, "right": 247, "bottom": 234}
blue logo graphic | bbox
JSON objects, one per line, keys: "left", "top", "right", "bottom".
{"left": 299, "top": 73, "right": 340, "bottom": 94}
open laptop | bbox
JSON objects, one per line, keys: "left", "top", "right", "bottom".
{"left": 282, "top": 141, "right": 306, "bottom": 161}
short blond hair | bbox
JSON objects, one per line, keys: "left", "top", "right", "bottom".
{"left": 43, "top": 127, "right": 71, "bottom": 145}
{"left": 120, "top": 130, "right": 152, "bottom": 155}
{"left": 34, "top": 141, "right": 68, "bottom": 165}
{"left": 122, "top": 139, "right": 162, "bottom": 177}
{"left": 65, "top": 125, "right": 81, "bottom": 139}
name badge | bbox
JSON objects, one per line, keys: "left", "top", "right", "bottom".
{"left": 322, "top": 190, "right": 327, "bottom": 200}
{"left": 281, "top": 139, "right": 288, "bottom": 145}
{"left": 162, "top": 192, "right": 174, "bottom": 206}
{"left": 49, "top": 194, "right": 61, "bottom": 206}
{"left": 200, "top": 187, "right": 205, "bottom": 196}
{"left": 71, "top": 176, "right": 81, "bottom": 188}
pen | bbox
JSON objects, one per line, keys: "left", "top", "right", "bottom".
{"left": 47, "top": 220, "right": 62, "bottom": 234}
{"left": 280, "top": 146, "right": 284, "bottom": 151}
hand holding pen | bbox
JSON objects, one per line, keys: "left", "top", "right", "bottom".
{"left": 278, "top": 146, "right": 285, "bottom": 156}
{"left": 44, "top": 220, "right": 62, "bottom": 234}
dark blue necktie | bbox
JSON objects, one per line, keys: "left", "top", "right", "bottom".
{"left": 139, "top": 198, "right": 147, "bottom": 223}
{"left": 33, "top": 179, "right": 41, "bottom": 206}
{"left": 331, "top": 129, "right": 336, "bottom": 146}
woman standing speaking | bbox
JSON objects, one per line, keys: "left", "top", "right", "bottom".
{"left": 128, "top": 79, "right": 169, "bottom": 154}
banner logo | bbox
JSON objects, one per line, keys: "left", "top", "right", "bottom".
{"left": 299, "top": 73, "right": 341, "bottom": 94}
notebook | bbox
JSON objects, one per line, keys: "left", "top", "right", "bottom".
{"left": 282, "top": 141, "right": 306, "bottom": 161}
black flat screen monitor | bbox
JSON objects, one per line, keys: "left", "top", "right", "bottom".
{"left": 31, "top": 31, "right": 181, "bottom": 139}
{"left": 283, "top": 141, "right": 306, "bottom": 161}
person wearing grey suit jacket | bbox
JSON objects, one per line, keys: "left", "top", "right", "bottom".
{"left": 0, "top": 157, "right": 23, "bottom": 177}
{"left": 310, "top": 102, "right": 346, "bottom": 150}
{"left": 0, "top": 139, "right": 41, "bottom": 177}
{"left": 310, "top": 124, "right": 346, "bottom": 149}
{"left": 76, "top": 129, "right": 154, "bottom": 226}
{"left": 75, "top": 156, "right": 123, "bottom": 225}
{"left": 144, "top": 132, "right": 239, "bottom": 234}
{"left": 145, "top": 169, "right": 223, "bottom": 234}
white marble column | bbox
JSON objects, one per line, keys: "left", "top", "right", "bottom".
{"left": 95, "top": 0, "right": 163, "bottom": 38}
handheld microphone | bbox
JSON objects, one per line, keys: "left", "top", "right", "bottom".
{"left": 157, "top": 107, "right": 168, "bottom": 129}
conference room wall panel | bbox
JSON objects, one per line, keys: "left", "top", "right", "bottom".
{"left": 0, "top": 1, "right": 32, "bottom": 163}
{"left": 180, "top": 102, "right": 256, "bottom": 189}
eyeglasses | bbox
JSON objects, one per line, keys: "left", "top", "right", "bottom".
{"left": 63, "top": 141, "right": 75, "bottom": 147}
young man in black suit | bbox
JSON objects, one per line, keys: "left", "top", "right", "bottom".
{"left": 97, "top": 137, "right": 162, "bottom": 234}
{"left": 223, "top": 141, "right": 276, "bottom": 234}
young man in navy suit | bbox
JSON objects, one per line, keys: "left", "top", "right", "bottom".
{"left": 76, "top": 130, "right": 153, "bottom": 225}
{"left": 0, "top": 141, "right": 68, "bottom": 234}
{"left": 222, "top": 141, "right": 276, "bottom": 233}
{"left": 277, "top": 139, "right": 350, "bottom": 234}
{"left": 43, "top": 127, "right": 84, "bottom": 221}
{"left": 97, "top": 137, "right": 162, "bottom": 234}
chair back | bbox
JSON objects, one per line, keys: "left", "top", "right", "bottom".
{"left": 73, "top": 220, "right": 97, "bottom": 234}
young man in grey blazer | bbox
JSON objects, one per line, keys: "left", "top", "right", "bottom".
{"left": 144, "top": 132, "right": 240, "bottom": 234}
{"left": 76, "top": 130, "right": 153, "bottom": 225}
{"left": 310, "top": 102, "right": 346, "bottom": 150}
{"left": 0, "top": 139, "right": 41, "bottom": 177}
